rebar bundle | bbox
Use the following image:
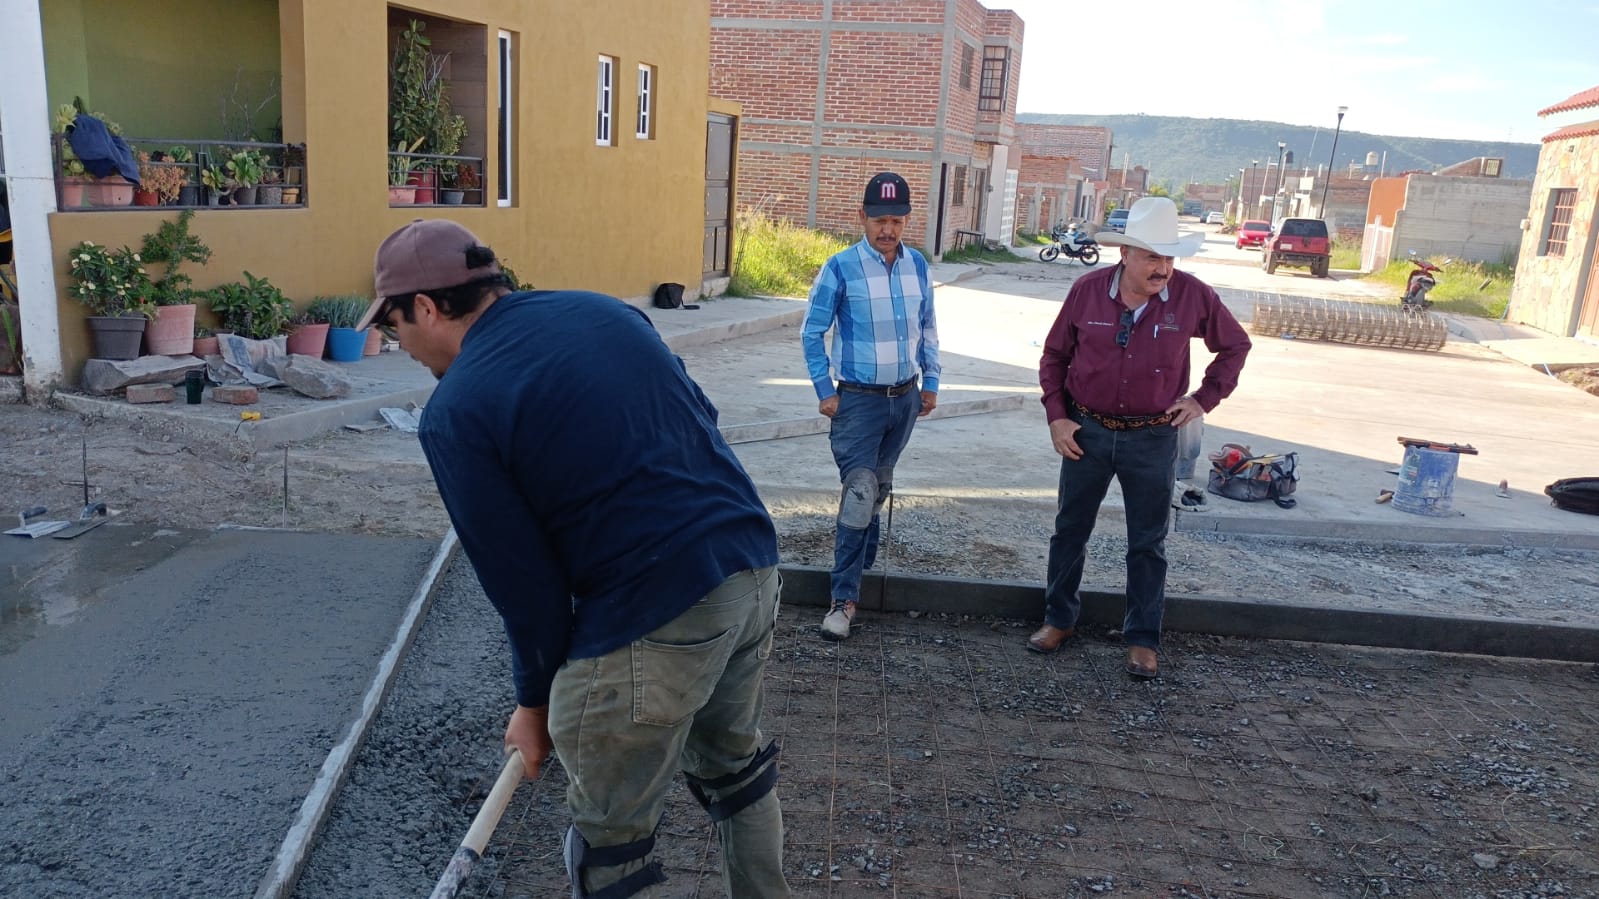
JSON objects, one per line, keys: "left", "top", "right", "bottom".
{"left": 1248, "top": 293, "right": 1447, "bottom": 351}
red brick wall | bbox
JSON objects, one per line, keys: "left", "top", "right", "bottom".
{"left": 1020, "top": 124, "right": 1113, "bottom": 180}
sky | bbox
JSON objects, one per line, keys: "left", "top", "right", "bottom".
{"left": 997, "top": 0, "right": 1599, "bottom": 144}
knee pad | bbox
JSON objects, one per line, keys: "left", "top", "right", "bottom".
{"left": 837, "top": 468, "right": 878, "bottom": 530}
{"left": 564, "top": 825, "right": 667, "bottom": 899}
{"left": 683, "top": 740, "right": 781, "bottom": 823}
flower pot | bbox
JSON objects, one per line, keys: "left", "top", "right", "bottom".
{"left": 178, "top": 185, "right": 200, "bottom": 206}
{"left": 441, "top": 189, "right": 465, "bottom": 205}
{"left": 325, "top": 326, "right": 366, "bottom": 362}
{"left": 133, "top": 189, "right": 161, "bottom": 207}
{"left": 387, "top": 186, "right": 416, "bottom": 206}
{"left": 408, "top": 168, "right": 437, "bottom": 204}
{"left": 364, "top": 326, "right": 383, "bottom": 356}
{"left": 193, "top": 335, "right": 220, "bottom": 356}
{"left": 86, "top": 175, "right": 134, "bottom": 207}
{"left": 87, "top": 315, "right": 147, "bottom": 360}
{"left": 259, "top": 185, "right": 283, "bottom": 206}
{"left": 61, "top": 178, "right": 88, "bottom": 208}
{"left": 234, "top": 185, "right": 259, "bottom": 206}
{"left": 143, "top": 303, "right": 196, "bottom": 355}
{"left": 281, "top": 186, "right": 301, "bottom": 205}
{"left": 285, "top": 322, "right": 329, "bottom": 357}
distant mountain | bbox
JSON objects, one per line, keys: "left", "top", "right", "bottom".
{"left": 1017, "top": 113, "right": 1541, "bottom": 186}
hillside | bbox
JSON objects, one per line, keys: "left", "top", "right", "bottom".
{"left": 1017, "top": 113, "right": 1541, "bottom": 186}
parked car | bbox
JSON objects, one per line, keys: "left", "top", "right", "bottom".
{"left": 1204, "top": 211, "right": 1225, "bottom": 225}
{"left": 1104, "top": 208, "right": 1130, "bottom": 233}
{"left": 1263, "top": 217, "right": 1332, "bottom": 277}
{"left": 1235, "top": 220, "right": 1271, "bottom": 249}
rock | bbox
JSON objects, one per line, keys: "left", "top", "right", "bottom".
{"left": 126, "top": 384, "right": 175, "bottom": 404}
{"left": 81, "top": 355, "right": 204, "bottom": 396}
{"left": 212, "top": 385, "right": 260, "bottom": 405}
{"left": 1472, "top": 852, "right": 1499, "bottom": 870}
{"left": 276, "top": 355, "right": 353, "bottom": 399}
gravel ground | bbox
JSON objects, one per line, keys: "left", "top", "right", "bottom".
{"left": 295, "top": 552, "right": 1599, "bottom": 899}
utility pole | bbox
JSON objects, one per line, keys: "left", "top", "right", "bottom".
{"left": 1319, "top": 106, "right": 1347, "bottom": 216}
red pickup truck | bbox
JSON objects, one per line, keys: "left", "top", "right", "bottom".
{"left": 1263, "top": 217, "right": 1332, "bottom": 277}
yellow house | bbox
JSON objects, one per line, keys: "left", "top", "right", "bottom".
{"left": 1, "top": 0, "right": 740, "bottom": 394}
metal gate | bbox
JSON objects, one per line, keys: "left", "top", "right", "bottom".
{"left": 703, "top": 114, "right": 735, "bottom": 277}
{"left": 1362, "top": 223, "right": 1394, "bottom": 273}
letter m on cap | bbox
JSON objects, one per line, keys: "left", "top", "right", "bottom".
{"left": 879, "top": 182, "right": 898, "bottom": 200}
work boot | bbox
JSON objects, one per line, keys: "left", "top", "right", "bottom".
{"left": 820, "top": 600, "right": 856, "bottom": 641}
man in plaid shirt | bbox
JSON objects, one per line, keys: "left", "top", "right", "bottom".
{"left": 801, "top": 171, "right": 941, "bottom": 641}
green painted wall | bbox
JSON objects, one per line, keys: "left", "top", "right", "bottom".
{"left": 43, "top": 0, "right": 282, "bottom": 142}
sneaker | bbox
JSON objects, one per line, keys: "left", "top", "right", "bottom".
{"left": 820, "top": 601, "right": 857, "bottom": 641}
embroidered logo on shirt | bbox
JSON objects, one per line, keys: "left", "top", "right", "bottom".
{"left": 1087, "top": 320, "right": 1116, "bottom": 327}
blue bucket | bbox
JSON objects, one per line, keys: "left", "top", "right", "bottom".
{"left": 326, "top": 327, "right": 367, "bottom": 362}
{"left": 1392, "top": 446, "right": 1459, "bottom": 516}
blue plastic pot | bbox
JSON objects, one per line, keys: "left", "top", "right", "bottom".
{"left": 326, "top": 327, "right": 367, "bottom": 362}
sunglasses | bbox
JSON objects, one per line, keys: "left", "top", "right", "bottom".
{"left": 1116, "top": 308, "right": 1135, "bottom": 348}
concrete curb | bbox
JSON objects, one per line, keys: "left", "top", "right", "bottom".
{"left": 721, "top": 395, "right": 1026, "bottom": 445}
{"left": 1174, "top": 510, "right": 1599, "bottom": 550}
{"left": 253, "top": 529, "right": 460, "bottom": 899}
{"left": 775, "top": 563, "right": 1599, "bottom": 664}
{"left": 660, "top": 305, "right": 806, "bottom": 353}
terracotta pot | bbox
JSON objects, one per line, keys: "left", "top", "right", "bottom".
{"left": 86, "top": 175, "right": 134, "bottom": 207}
{"left": 193, "top": 335, "right": 220, "bottom": 357}
{"left": 408, "top": 168, "right": 437, "bottom": 204}
{"left": 143, "top": 304, "right": 196, "bottom": 355}
{"left": 364, "top": 326, "right": 383, "bottom": 356}
{"left": 281, "top": 186, "right": 301, "bottom": 205}
{"left": 61, "top": 178, "right": 88, "bottom": 208}
{"left": 133, "top": 189, "right": 160, "bottom": 207}
{"left": 285, "top": 322, "right": 330, "bottom": 357}
{"left": 387, "top": 185, "right": 416, "bottom": 205}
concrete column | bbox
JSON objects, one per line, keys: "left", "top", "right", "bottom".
{"left": 0, "top": 0, "right": 65, "bottom": 398}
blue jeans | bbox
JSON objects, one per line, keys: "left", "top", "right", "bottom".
{"left": 547, "top": 567, "right": 789, "bottom": 898}
{"left": 1043, "top": 413, "right": 1178, "bottom": 649}
{"left": 828, "top": 386, "right": 920, "bottom": 601}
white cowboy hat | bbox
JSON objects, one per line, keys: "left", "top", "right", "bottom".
{"left": 1096, "top": 197, "right": 1204, "bottom": 257}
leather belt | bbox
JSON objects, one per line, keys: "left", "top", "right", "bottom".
{"left": 1073, "top": 401, "right": 1174, "bottom": 431}
{"left": 838, "top": 376, "right": 920, "bottom": 398}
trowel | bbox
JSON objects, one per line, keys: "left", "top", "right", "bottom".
{"left": 3, "top": 437, "right": 117, "bottom": 540}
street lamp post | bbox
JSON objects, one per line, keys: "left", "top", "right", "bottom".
{"left": 1236, "top": 168, "right": 1246, "bottom": 219}
{"left": 1271, "top": 141, "right": 1287, "bottom": 222}
{"left": 1246, "top": 160, "right": 1258, "bottom": 219}
{"left": 1318, "top": 105, "right": 1348, "bottom": 216}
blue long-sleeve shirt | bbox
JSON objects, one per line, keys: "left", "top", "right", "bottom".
{"left": 801, "top": 239, "right": 940, "bottom": 400}
{"left": 418, "top": 290, "right": 779, "bottom": 707}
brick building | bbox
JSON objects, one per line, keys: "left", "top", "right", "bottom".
{"left": 711, "top": 0, "right": 1025, "bottom": 255}
{"left": 1019, "top": 122, "right": 1113, "bottom": 181}
{"left": 1016, "top": 154, "right": 1086, "bottom": 233}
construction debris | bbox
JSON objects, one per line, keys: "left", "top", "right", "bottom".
{"left": 1250, "top": 294, "right": 1447, "bottom": 351}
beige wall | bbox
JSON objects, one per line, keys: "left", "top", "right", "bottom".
{"left": 45, "top": 0, "right": 722, "bottom": 382}
{"left": 1508, "top": 132, "right": 1599, "bottom": 336}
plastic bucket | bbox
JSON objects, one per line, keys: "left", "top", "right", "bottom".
{"left": 326, "top": 327, "right": 367, "bottom": 362}
{"left": 1392, "top": 446, "right": 1459, "bottom": 516}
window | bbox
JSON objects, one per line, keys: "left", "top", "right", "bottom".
{"left": 636, "top": 64, "right": 655, "bottom": 140}
{"left": 596, "top": 55, "right": 615, "bottom": 146}
{"left": 1482, "top": 158, "right": 1501, "bottom": 177}
{"left": 1543, "top": 188, "right": 1578, "bottom": 257}
{"left": 498, "top": 30, "right": 514, "bottom": 206}
{"left": 952, "top": 165, "right": 967, "bottom": 206}
{"left": 959, "top": 44, "right": 975, "bottom": 90}
{"left": 979, "top": 46, "right": 1009, "bottom": 111}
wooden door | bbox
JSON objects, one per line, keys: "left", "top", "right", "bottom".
{"left": 703, "top": 114, "right": 735, "bottom": 277}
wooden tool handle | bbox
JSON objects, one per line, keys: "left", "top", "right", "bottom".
{"left": 427, "top": 750, "right": 526, "bottom": 899}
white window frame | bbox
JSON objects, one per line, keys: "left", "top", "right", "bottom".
{"left": 498, "top": 30, "right": 513, "bottom": 206}
{"left": 596, "top": 55, "right": 615, "bottom": 146}
{"left": 636, "top": 64, "right": 655, "bottom": 140}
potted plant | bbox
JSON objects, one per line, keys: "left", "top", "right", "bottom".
{"left": 258, "top": 166, "right": 284, "bottom": 206}
{"left": 66, "top": 241, "right": 155, "bottom": 360}
{"left": 193, "top": 325, "right": 219, "bottom": 357}
{"left": 285, "top": 309, "right": 329, "bottom": 357}
{"left": 204, "top": 271, "right": 293, "bottom": 340}
{"left": 136, "top": 152, "right": 187, "bottom": 207}
{"left": 138, "top": 211, "right": 211, "bottom": 355}
{"left": 225, "top": 149, "right": 266, "bottom": 206}
{"left": 388, "top": 146, "right": 418, "bottom": 205}
{"left": 441, "top": 162, "right": 478, "bottom": 205}
{"left": 56, "top": 101, "right": 134, "bottom": 208}
{"left": 309, "top": 295, "right": 370, "bottom": 361}
{"left": 201, "top": 165, "right": 232, "bottom": 206}
{"left": 167, "top": 146, "right": 200, "bottom": 206}
{"left": 61, "top": 158, "right": 89, "bottom": 208}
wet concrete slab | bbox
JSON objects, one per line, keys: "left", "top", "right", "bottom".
{"left": 0, "top": 525, "right": 439, "bottom": 898}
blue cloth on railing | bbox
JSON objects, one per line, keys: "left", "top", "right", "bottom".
{"left": 66, "top": 114, "right": 140, "bottom": 185}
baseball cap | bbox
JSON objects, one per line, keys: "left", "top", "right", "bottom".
{"left": 863, "top": 171, "right": 912, "bottom": 217}
{"left": 363, "top": 219, "right": 503, "bottom": 328}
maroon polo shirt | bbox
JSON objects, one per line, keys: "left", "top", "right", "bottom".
{"left": 1039, "top": 264, "right": 1251, "bottom": 421}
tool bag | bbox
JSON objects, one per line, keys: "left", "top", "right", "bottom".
{"left": 1206, "top": 443, "right": 1299, "bottom": 509}
{"left": 1545, "top": 477, "right": 1599, "bottom": 515}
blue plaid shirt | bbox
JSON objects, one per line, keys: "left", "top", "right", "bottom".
{"left": 802, "top": 238, "right": 941, "bottom": 400}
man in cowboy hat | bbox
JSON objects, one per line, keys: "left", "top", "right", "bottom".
{"left": 1029, "top": 196, "right": 1251, "bottom": 678}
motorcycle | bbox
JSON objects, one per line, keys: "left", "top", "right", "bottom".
{"left": 1039, "top": 222, "right": 1100, "bottom": 266}
{"left": 1400, "top": 251, "right": 1447, "bottom": 312}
